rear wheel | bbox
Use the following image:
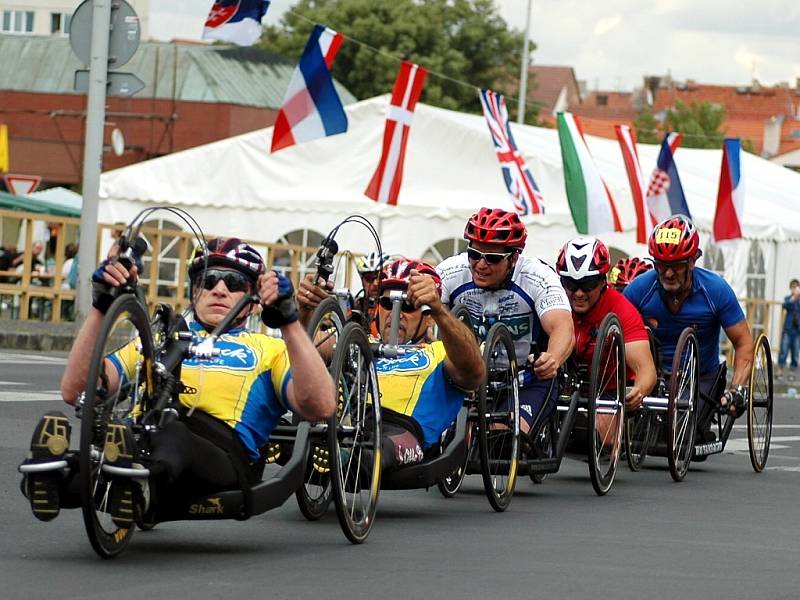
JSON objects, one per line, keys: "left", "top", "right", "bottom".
{"left": 748, "top": 334, "right": 773, "bottom": 472}
{"left": 79, "top": 295, "right": 155, "bottom": 558}
{"left": 329, "top": 323, "right": 381, "bottom": 543}
{"left": 587, "top": 314, "right": 625, "bottom": 496}
{"left": 668, "top": 328, "right": 699, "bottom": 482}
{"left": 477, "top": 323, "right": 519, "bottom": 512}
{"left": 624, "top": 409, "right": 654, "bottom": 471}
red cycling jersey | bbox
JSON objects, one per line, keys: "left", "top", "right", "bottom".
{"left": 573, "top": 284, "right": 648, "bottom": 366}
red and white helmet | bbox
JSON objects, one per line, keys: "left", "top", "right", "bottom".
{"left": 464, "top": 207, "right": 527, "bottom": 249}
{"left": 648, "top": 215, "right": 701, "bottom": 262}
{"left": 556, "top": 236, "right": 611, "bottom": 279}
{"left": 610, "top": 257, "right": 653, "bottom": 290}
{"left": 380, "top": 258, "right": 442, "bottom": 296}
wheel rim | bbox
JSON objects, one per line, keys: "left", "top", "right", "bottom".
{"left": 625, "top": 410, "right": 652, "bottom": 471}
{"left": 668, "top": 330, "right": 698, "bottom": 482}
{"left": 80, "top": 296, "right": 153, "bottom": 557}
{"left": 478, "top": 324, "right": 518, "bottom": 512}
{"left": 588, "top": 315, "right": 625, "bottom": 495}
{"left": 307, "top": 297, "right": 346, "bottom": 366}
{"left": 748, "top": 334, "right": 773, "bottom": 472}
{"left": 330, "top": 324, "right": 381, "bottom": 543}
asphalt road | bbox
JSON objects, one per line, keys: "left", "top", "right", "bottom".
{"left": 2, "top": 350, "right": 800, "bottom": 600}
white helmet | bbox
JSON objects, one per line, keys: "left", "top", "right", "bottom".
{"left": 356, "top": 251, "right": 390, "bottom": 274}
{"left": 556, "top": 236, "right": 611, "bottom": 279}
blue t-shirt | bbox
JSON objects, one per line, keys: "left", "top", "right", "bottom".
{"left": 623, "top": 268, "right": 744, "bottom": 375}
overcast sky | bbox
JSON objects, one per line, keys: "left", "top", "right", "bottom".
{"left": 150, "top": 0, "right": 800, "bottom": 92}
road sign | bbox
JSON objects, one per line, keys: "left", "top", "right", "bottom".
{"left": 74, "top": 70, "right": 145, "bottom": 97}
{"left": 4, "top": 174, "right": 42, "bottom": 195}
{"left": 70, "top": 0, "right": 141, "bottom": 68}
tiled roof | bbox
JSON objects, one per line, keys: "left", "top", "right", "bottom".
{"left": 573, "top": 91, "right": 638, "bottom": 122}
{"left": 0, "top": 34, "right": 356, "bottom": 108}
{"left": 526, "top": 65, "right": 581, "bottom": 112}
{"left": 653, "top": 82, "right": 799, "bottom": 120}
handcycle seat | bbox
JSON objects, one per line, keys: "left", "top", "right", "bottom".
{"left": 381, "top": 408, "right": 467, "bottom": 490}
{"left": 156, "top": 421, "right": 310, "bottom": 522}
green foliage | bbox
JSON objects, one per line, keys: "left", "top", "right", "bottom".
{"left": 664, "top": 101, "right": 727, "bottom": 149}
{"left": 633, "top": 109, "right": 659, "bottom": 144}
{"left": 634, "top": 101, "right": 727, "bottom": 148}
{"left": 259, "top": 0, "right": 529, "bottom": 117}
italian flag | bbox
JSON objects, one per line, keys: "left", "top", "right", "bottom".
{"left": 557, "top": 112, "right": 622, "bottom": 234}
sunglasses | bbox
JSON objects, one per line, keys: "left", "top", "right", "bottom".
{"left": 196, "top": 269, "right": 252, "bottom": 293}
{"left": 378, "top": 296, "right": 418, "bottom": 313}
{"left": 560, "top": 276, "right": 604, "bottom": 293}
{"left": 361, "top": 272, "right": 380, "bottom": 283}
{"left": 466, "top": 247, "right": 513, "bottom": 265}
{"left": 654, "top": 260, "right": 690, "bottom": 272}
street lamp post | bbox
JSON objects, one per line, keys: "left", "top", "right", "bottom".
{"left": 516, "top": 0, "right": 533, "bottom": 124}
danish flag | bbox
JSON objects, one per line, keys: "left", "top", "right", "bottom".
{"left": 479, "top": 89, "right": 544, "bottom": 215}
{"left": 364, "top": 61, "right": 427, "bottom": 205}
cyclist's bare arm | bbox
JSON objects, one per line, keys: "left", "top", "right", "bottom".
{"left": 624, "top": 339, "right": 657, "bottom": 409}
{"left": 60, "top": 259, "right": 135, "bottom": 405}
{"left": 726, "top": 320, "right": 754, "bottom": 387}
{"left": 258, "top": 272, "right": 335, "bottom": 422}
{"left": 533, "top": 309, "right": 574, "bottom": 380}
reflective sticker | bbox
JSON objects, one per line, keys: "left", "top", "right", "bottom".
{"left": 608, "top": 266, "right": 621, "bottom": 284}
{"left": 655, "top": 228, "right": 682, "bottom": 244}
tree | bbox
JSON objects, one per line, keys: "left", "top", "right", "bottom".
{"left": 259, "top": 0, "right": 528, "bottom": 116}
{"left": 664, "top": 101, "right": 726, "bottom": 149}
{"left": 633, "top": 108, "right": 660, "bottom": 144}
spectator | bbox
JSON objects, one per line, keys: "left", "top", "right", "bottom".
{"left": 12, "top": 240, "right": 44, "bottom": 272}
{"left": 61, "top": 243, "right": 78, "bottom": 290}
{"left": 778, "top": 278, "right": 800, "bottom": 377}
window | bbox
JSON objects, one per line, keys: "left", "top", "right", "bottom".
{"left": 702, "top": 242, "right": 725, "bottom": 276}
{"left": 595, "top": 95, "right": 608, "bottom": 106}
{"left": 135, "top": 218, "right": 184, "bottom": 298}
{"left": 1, "top": 10, "right": 34, "bottom": 33}
{"left": 422, "top": 238, "right": 467, "bottom": 265}
{"left": 746, "top": 241, "right": 767, "bottom": 337}
{"left": 273, "top": 229, "right": 325, "bottom": 283}
{"left": 51, "top": 12, "right": 71, "bottom": 35}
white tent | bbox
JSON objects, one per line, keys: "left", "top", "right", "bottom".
{"left": 99, "top": 95, "right": 800, "bottom": 308}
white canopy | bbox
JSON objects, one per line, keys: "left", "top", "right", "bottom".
{"left": 99, "top": 95, "right": 800, "bottom": 306}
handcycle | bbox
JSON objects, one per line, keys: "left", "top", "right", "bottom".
{"left": 19, "top": 208, "right": 376, "bottom": 557}
{"left": 622, "top": 326, "right": 700, "bottom": 482}
{"left": 690, "top": 333, "right": 773, "bottom": 471}
{"left": 439, "top": 310, "right": 626, "bottom": 502}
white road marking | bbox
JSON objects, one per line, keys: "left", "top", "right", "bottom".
{"left": 0, "top": 352, "right": 67, "bottom": 364}
{"left": 0, "top": 381, "right": 25, "bottom": 386}
{"left": 0, "top": 391, "right": 62, "bottom": 402}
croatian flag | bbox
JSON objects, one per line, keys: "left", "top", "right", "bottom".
{"left": 479, "top": 89, "right": 544, "bottom": 215}
{"left": 714, "top": 138, "right": 744, "bottom": 241}
{"left": 364, "top": 61, "right": 427, "bottom": 205}
{"left": 202, "top": 0, "right": 270, "bottom": 46}
{"left": 270, "top": 25, "right": 347, "bottom": 153}
{"left": 645, "top": 132, "right": 691, "bottom": 224}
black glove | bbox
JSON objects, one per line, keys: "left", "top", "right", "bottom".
{"left": 722, "top": 385, "right": 747, "bottom": 418}
{"left": 90, "top": 261, "right": 115, "bottom": 314}
{"left": 261, "top": 271, "right": 298, "bottom": 328}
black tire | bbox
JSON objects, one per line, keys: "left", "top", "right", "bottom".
{"left": 748, "top": 334, "right": 773, "bottom": 472}
{"left": 306, "top": 297, "right": 346, "bottom": 365}
{"left": 329, "top": 322, "right": 381, "bottom": 543}
{"left": 79, "top": 295, "right": 155, "bottom": 559}
{"left": 295, "top": 445, "right": 333, "bottom": 521}
{"left": 668, "top": 328, "right": 699, "bottom": 482}
{"left": 436, "top": 420, "right": 473, "bottom": 498}
{"left": 477, "top": 323, "right": 519, "bottom": 512}
{"left": 624, "top": 409, "right": 654, "bottom": 472}
{"left": 587, "top": 313, "right": 625, "bottom": 496}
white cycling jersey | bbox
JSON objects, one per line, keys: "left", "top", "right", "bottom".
{"left": 437, "top": 253, "right": 570, "bottom": 361}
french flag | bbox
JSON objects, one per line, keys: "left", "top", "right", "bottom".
{"left": 645, "top": 132, "right": 691, "bottom": 223}
{"left": 202, "top": 1, "right": 270, "bottom": 46}
{"left": 270, "top": 25, "right": 347, "bottom": 153}
{"left": 714, "top": 138, "right": 744, "bottom": 241}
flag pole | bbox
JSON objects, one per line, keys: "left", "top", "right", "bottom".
{"left": 516, "top": 0, "right": 533, "bottom": 124}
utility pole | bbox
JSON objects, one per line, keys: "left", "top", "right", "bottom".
{"left": 516, "top": 0, "right": 533, "bottom": 124}
{"left": 76, "top": 0, "right": 111, "bottom": 320}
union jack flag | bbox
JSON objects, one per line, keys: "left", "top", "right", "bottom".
{"left": 479, "top": 89, "right": 544, "bottom": 215}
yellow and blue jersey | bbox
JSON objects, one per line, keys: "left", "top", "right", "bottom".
{"left": 108, "top": 322, "right": 292, "bottom": 460}
{"left": 375, "top": 341, "right": 466, "bottom": 448}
